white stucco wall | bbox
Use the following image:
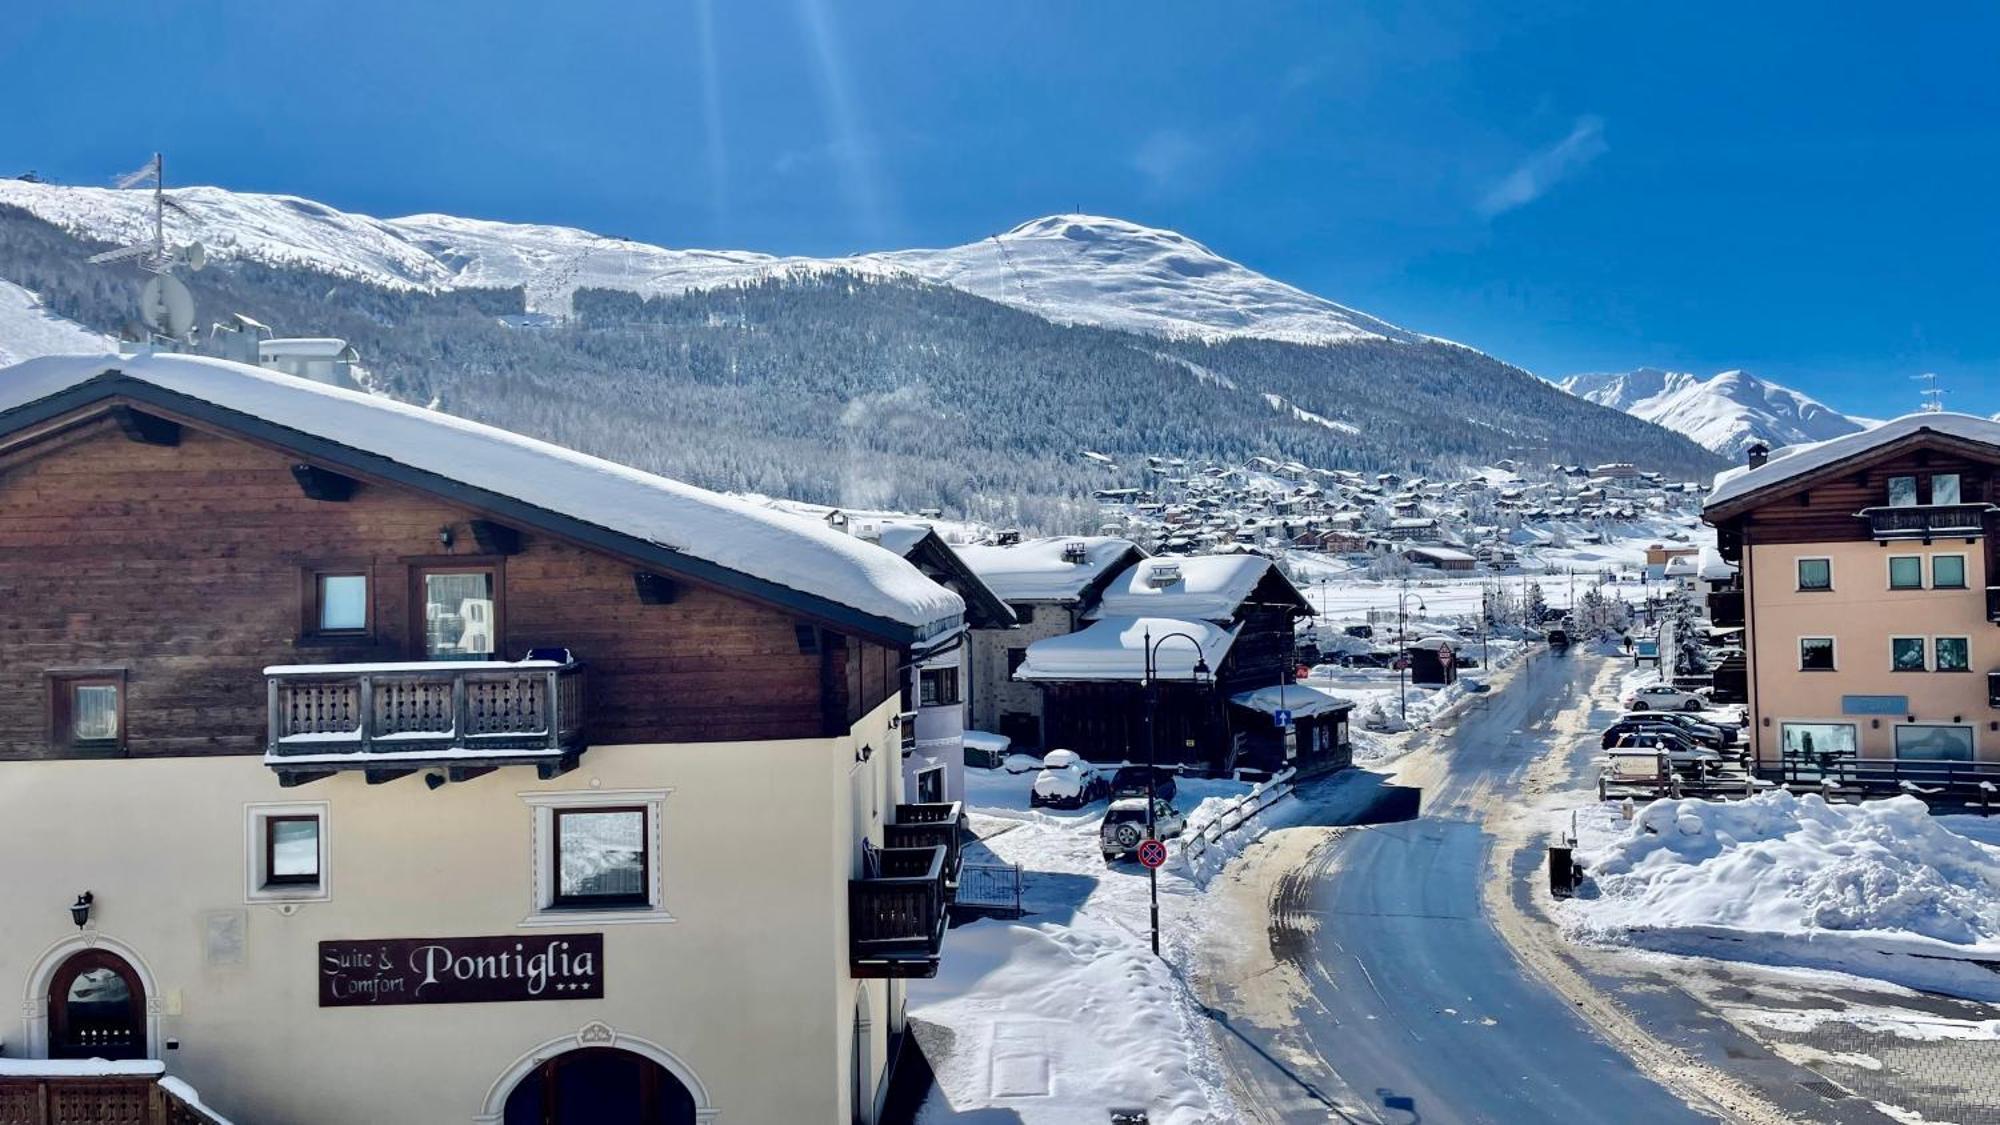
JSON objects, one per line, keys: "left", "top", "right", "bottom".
{"left": 0, "top": 697, "right": 904, "bottom": 1124}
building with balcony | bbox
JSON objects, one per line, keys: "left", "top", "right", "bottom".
{"left": 1704, "top": 413, "right": 2000, "bottom": 790}
{"left": 0, "top": 352, "right": 967, "bottom": 1124}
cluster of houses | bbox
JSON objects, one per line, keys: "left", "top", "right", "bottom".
{"left": 1084, "top": 453, "right": 1706, "bottom": 575}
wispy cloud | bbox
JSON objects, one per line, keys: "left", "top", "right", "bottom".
{"left": 1131, "top": 129, "right": 1204, "bottom": 193}
{"left": 1478, "top": 115, "right": 1607, "bottom": 217}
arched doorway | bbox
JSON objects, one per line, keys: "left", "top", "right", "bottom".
{"left": 47, "top": 950, "right": 147, "bottom": 1060}
{"left": 502, "top": 1048, "right": 697, "bottom": 1124}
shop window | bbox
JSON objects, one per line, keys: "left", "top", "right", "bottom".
{"left": 1780, "top": 722, "right": 1856, "bottom": 761}
{"left": 1894, "top": 724, "right": 1974, "bottom": 761}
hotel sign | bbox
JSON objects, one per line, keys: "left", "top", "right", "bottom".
{"left": 319, "top": 933, "right": 603, "bottom": 1007}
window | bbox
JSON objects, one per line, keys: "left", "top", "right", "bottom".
{"left": 1936, "top": 636, "right": 1971, "bottom": 672}
{"left": 1006, "top": 648, "right": 1029, "bottom": 675}
{"left": 415, "top": 566, "right": 498, "bottom": 659}
{"left": 1780, "top": 722, "right": 1856, "bottom": 761}
{"left": 1932, "top": 473, "right": 1962, "bottom": 505}
{"left": 1886, "top": 475, "right": 1918, "bottom": 507}
{"left": 1891, "top": 636, "right": 1927, "bottom": 672}
{"left": 522, "top": 790, "right": 671, "bottom": 924}
{"left": 1888, "top": 556, "right": 1924, "bottom": 590}
{"left": 1894, "top": 724, "right": 1974, "bottom": 761}
{"left": 920, "top": 666, "right": 961, "bottom": 707}
{"left": 264, "top": 816, "right": 321, "bottom": 886}
{"left": 49, "top": 671, "right": 125, "bottom": 751}
{"left": 1933, "top": 555, "right": 1968, "bottom": 589}
{"left": 1799, "top": 637, "right": 1835, "bottom": 671}
{"left": 245, "top": 802, "right": 329, "bottom": 901}
{"left": 1796, "top": 557, "right": 1831, "bottom": 591}
{"left": 303, "top": 568, "right": 370, "bottom": 638}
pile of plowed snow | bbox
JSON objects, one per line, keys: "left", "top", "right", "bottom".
{"left": 1564, "top": 792, "right": 2000, "bottom": 997}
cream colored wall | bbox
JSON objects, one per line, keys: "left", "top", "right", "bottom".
{"left": 1747, "top": 539, "right": 1995, "bottom": 764}
{"left": 0, "top": 696, "right": 904, "bottom": 1125}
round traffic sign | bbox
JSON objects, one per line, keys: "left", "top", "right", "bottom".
{"left": 1136, "top": 838, "right": 1169, "bottom": 869}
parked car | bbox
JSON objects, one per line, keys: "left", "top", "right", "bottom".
{"left": 1602, "top": 718, "right": 1712, "bottom": 752}
{"left": 1546, "top": 628, "right": 1571, "bottom": 651}
{"left": 1100, "top": 798, "right": 1188, "bottom": 861}
{"left": 1031, "top": 749, "right": 1109, "bottom": 809}
{"left": 1626, "top": 710, "right": 1736, "bottom": 747}
{"left": 1109, "top": 765, "right": 1178, "bottom": 803}
{"left": 1608, "top": 731, "right": 1718, "bottom": 767}
{"left": 1622, "top": 683, "right": 1707, "bottom": 712}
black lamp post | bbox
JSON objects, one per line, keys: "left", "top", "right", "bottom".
{"left": 70, "top": 891, "right": 93, "bottom": 930}
{"left": 1141, "top": 627, "right": 1212, "bottom": 958}
{"left": 1396, "top": 588, "right": 1426, "bottom": 722}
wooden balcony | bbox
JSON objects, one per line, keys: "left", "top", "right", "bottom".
{"left": 1858, "top": 503, "right": 1992, "bottom": 542}
{"left": 0, "top": 1068, "right": 230, "bottom": 1124}
{"left": 850, "top": 843, "right": 950, "bottom": 979}
{"left": 885, "top": 801, "right": 964, "bottom": 884}
{"left": 1707, "top": 589, "right": 1744, "bottom": 628}
{"left": 265, "top": 659, "right": 585, "bottom": 785}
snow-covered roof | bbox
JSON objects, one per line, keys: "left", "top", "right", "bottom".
{"left": 1085, "top": 554, "right": 1275, "bottom": 623}
{"left": 1404, "top": 546, "right": 1475, "bottom": 562}
{"left": 1662, "top": 555, "right": 1699, "bottom": 577}
{"left": 1696, "top": 545, "right": 1736, "bottom": 581}
{"left": 954, "top": 536, "right": 1141, "bottom": 602}
{"left": 1014, "top": 616, "right": 1238, "bottom": 682}
{"left": 0, "top": 353, "right": 962, "bottom": 639}
{"left": 1706, "top": 412, "right": 2000, "bottom": 511}
{"left": 259, "top": 337, "right": 352, "bottom": 357}
{"left": 1228, "top": 684, "right": 1353, "bottom": 719}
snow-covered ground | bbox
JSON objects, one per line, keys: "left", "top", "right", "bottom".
{"left": 1559, "top": 792, "right": 2000, "bottom": 1000}
{"left": 913, "top": 765, "right": 1312, "bottom": 1122}
{"left": 0, "top": 277, "right": 113, "bottom": 366}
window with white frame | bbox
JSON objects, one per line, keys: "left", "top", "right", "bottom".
{"left": 1933, "top": 555, "right": 1968, "bottom": 589}
{"left": 1932, "top": 473, "right": 1962, "bottom": 505}
{"left": 1890, "top": 636, "right": 1927, "bottom": 672}
{"left": 1888, "top": 556, "right": 1924, "bottom": 590}
{"left": 245, "top": 802, "right": 329, "bottom": 902}
{"left": 919, "top": 666, "right": 961, "bottom": 707}
{"left": 1799, "top": 637, "right": 1836, "bottom": 671}
{"left": 1796, "top": 557, "right": 1831, "bottom": 591}
{"left": 1935, "top": 636, "right": 1971, "bottom": 672}
{"left": 1894, "top": 724, "right": 1974, "bottom": 761}
{"left": 522, "top": 790, "right": 671, "bottom": 925}
{"left": 1886, "top": 475, "right": 1918, "bottom": 507}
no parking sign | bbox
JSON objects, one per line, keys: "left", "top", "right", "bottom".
{"left": 1136, "top": 838, "right": 1169, "bottom": 869}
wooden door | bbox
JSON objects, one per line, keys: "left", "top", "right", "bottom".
{"left": 48, "top": 950, "right": 146, "bottom": 1060}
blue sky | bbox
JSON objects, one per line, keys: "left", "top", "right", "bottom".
{"left": 5, "top": 1, "right": 1996, "bottom": 418}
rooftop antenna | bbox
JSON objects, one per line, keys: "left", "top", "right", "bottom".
{"left": 1913, "top": 372, "right": 1945, "bottom": 413}
{"left": 87, "top": 153, "right": 206, "bottom": 346}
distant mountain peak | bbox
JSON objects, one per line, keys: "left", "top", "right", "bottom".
{"left": 1557, "top": 367, "right": 1866, "bottom": 456}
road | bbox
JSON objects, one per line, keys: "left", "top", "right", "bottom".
{"left": 1200, "top": 651, "right": 1723, "bottom": 1125}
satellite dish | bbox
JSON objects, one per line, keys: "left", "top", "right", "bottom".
{"left": 139, "top": 274, "right": 195, "bottom": 338}
{"left": 185, "top": 242, "right": 206, "bottom": 271}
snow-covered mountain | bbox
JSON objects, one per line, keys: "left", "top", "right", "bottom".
{"left": 0, "top": 276, "right": 112, "bottom": 367}
{"left": 0, "top": 180, "right": 1419, "bottom": 346}
{"left": 1556, "top": 368, "right": 1867, "bottom": 457}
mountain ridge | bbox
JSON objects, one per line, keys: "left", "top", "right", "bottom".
{"left": 1556, "top": 367, "right": 1867, "bottom": 457}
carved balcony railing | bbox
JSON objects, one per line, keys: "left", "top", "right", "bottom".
{"left": 1858, "top": 503, "right": 1993, "bottom": 541}
{"left": 1707, "top": 589, "right": 1744, "bottom": 628}
{"left": 849, "top": 843, "right": 950, "bottom": 979}
{"left": 885, "top": 801, "right": 964, "bottom": 885}
{"left": 265, "top": 659, "right": 585, "bottom": 782}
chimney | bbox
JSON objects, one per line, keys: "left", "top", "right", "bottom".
{"left": 1746, "top": 442, "right": 1769, "bottom": 470}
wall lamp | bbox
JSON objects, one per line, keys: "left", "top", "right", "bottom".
{"left": 438, "top": 524, "right": 456, "bottom": 550}
{"left": 70, "top": 891, "right": 93, "bottom": 930}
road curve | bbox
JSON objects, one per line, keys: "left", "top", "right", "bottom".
{"left": 1203, "top": 652, "right": 1721, "bottom": 1125}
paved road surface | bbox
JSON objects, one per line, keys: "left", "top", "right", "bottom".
{"left": 1207, "top": 652, "right": 1720, "bottom": 1124}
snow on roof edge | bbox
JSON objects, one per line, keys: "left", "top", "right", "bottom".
{"left": 1706, "top": 412, "right": 2000, "bottom": 510}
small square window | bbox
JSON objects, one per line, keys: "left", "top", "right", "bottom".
{"left": 318, "top": 574, "right": 368, "bottom": 632}
{"left": 1933, "top": 555, "right": 1968, "bottom": 589}
{"left": 1891, "top": 637, "right": 1927, "bottom": 672}
{"left": 1887, "top": 475, "right": 1918, "bottom": 507}
{"left": 920, "top": 666, "right": 961, "bottom": 707}
{"left": 50, "top": 672, "right": 125, "bottom": 750}
{"left": 1800, "top": 637, "right": 1836, "bottom": 671}
{"left": 1932, "top": 474, "right": 1962, "bottom": 505}
{"left": 264, "top": 816, "right": 322, "bottom": 887}
{"left": 1888, "top": 556, "right": 1924, "bottom": 590}
{"left": 1796, "top": 558, "right": 1831, "bottom": 591}
{"left": 553, "top": 807, "right": 649, "bottom": 908}
{"left": 1936, "top": 636, "right": 1971, "bottom": 672}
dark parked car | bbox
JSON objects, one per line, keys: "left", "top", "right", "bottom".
{"left": 1109, "top": 766, "right": 1177, "bottom": 803}
{"left": 1601, "top": 719, "right": 1708, "bottom": 752}
{"left": 1621, "top": 711, "right": 1735, "bottom": 747}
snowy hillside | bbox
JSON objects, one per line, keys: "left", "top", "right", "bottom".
{"left": 0, "top": 181, "right": 1421, "bottom": 345}
{"left": 0, "top": 277, "right": 112, "bottom": 366}
{"left": 1557, "top": 367, "right": 1866, "bottom": 457}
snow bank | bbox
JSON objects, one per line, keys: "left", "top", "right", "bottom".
{"left": 1566, "top": 792, "right": 2000, "bottom": 998}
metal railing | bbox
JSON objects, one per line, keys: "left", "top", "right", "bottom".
{"left": 1773, "top": 753, "right": 2000, "bottom": 811}
{"left": 955, "top": 862, "right": 1024, "bottom": 918}
{"left": 1859, "top": 504, "right": 1991, "bottom": 540}
{"left": 1183, "top": 767, "right": 1296, "bottom": 867}
{"left": 266, "top": 660, "right": 585, "bottom": 757}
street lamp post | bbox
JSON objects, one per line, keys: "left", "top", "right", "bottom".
{"left": 1142, "top": 627, "right": 1211, "bottom": 958}
{"left": 1396, "top": 586, "right": 1426, "bottom": 723}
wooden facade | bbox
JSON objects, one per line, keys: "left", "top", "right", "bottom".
{"left": 0, "top": 411, "right": 903, "bottom": 762}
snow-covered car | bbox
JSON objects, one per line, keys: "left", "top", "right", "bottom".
{"left": 1622, "top": 684, "right": 1707, "bottom": 712}
{"left": 1030, "top": 749, "right": 1109, "bottom": 809}
{"left": 1099, "top": 798, "right": 1187, "bottom": 861}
